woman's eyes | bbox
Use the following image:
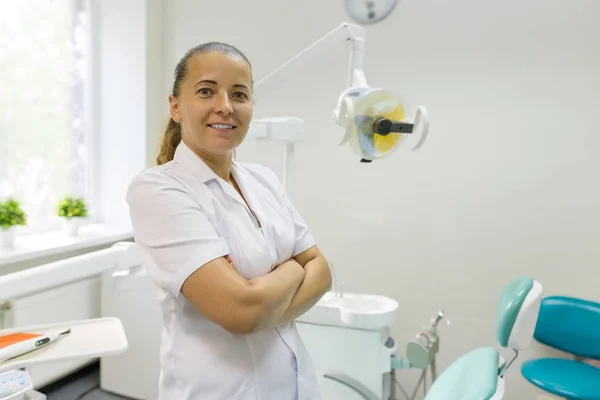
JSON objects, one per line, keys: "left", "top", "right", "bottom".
{"left": 197, "top": 88, "right": 213, "bottom": 96}
{"left": 232, "top": 92, "right": 248, "bottom": 100}
{"left": 196, "top": 88, "right": 248, "bottom": 101}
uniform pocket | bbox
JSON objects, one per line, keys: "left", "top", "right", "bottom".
{"left": 225, "top": 382, "right": 257, "bottom": 400}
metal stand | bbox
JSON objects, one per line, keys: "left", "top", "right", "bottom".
{"left": 323, "top": 311, "right": 449, "bottom": 400}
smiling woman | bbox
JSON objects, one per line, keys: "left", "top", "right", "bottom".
{"left": 156, "top": 42, "right": 253, "bottom": 168}
{"left": 127, "top": 41, "right": 331, "bottom": 400}
{"left": 172, "top": 52, "right": 253, "bottom": 167}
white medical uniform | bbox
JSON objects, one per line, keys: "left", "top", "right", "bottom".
{"left": 126, "top": 141, "right": 322, "bottom": 400}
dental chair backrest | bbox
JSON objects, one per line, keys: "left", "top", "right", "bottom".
{"left": 533, "top": 296, "right": 600, "bottom": 360}
{"left": 424, "top": 276, "right": 543, "bottom": 400}
{"left": 496, "top": 276, "right": 543, "bottom": 353}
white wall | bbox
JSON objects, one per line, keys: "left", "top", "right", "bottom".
{"left": 94, "top": 0, "right": 163, "bottom": 226}
{"left": 160, "top": 0, "right": 600, "bottom": 398}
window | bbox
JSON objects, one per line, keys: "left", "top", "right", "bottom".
{"left": 0, "top": 0, "right": 92, "bottom": 234}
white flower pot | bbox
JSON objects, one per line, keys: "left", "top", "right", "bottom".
{"left": 63, "top": 218, "right": 84, "bottom": 236}
{"left": 1, "top": 227, "right": 16, "bottom": 248}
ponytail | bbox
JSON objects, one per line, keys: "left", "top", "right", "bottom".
{"left": 156, "top": 119, "right": 181, "bottom": 165}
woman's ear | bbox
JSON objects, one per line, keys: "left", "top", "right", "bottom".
{"left": 169, "top": 95, "right": 182, "bottom": 123}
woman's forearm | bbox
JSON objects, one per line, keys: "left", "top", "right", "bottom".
{"left": 278, "top": 255, "right": 332, "bottom": 325}
{"left": 247, "top": 259, "right": 305, "bottom": 331}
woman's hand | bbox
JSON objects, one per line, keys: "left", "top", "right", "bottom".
{"left": 181, "top": 254, "right": 306, "bottom": 334}
{"left": 265, "top": 258, "right": 306, "bottom": 294}
{"left": 224, "top": 255, "right": 238, "bottom": 272}
{"left": 254, "top": 259, "right": 305, "bottom": 329}
{"left": 273, "top": 258, "right": 305, "bottom": 275}
{"left": 209, "top": 255, "right": 307, "bottom": 332}
{"left": 276, "top": 246, "right": 332, "bottom": 326}
{"left": 247, "top": 258, "right": 305, "bottom": 331}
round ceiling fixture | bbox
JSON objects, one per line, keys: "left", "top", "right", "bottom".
{"left": 344, "top": 0, "right": 398, "bottom": 24}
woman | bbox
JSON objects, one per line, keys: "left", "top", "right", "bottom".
{"left": 126, "top": 42, "right": 332, "bottom": 400}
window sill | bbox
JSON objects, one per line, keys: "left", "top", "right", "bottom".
{"left": 0, "top": 223, "right": 133, "bottom": 271}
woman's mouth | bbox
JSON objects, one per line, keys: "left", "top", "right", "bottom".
{"left": 207, "top": 123, "right": 236, "bottom": 131}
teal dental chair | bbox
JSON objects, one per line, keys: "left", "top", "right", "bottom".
{"left": 521, "top": 296, "right": 600, "bottom": 400}
{"left": 425, "top": 275, "right": 544, "bottom": 400}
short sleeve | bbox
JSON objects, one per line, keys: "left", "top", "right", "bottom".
{"left": 126, "top": 169, "right": 229, "bottom": 298}
{"left": 287, "top": 196, "right": 317, "bottom": 256}
{"left": 263, "top": 167, "right": 316, "bottom": 257}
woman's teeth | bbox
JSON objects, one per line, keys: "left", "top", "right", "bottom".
{"left": 209, "top": 124, "right": 234, "bottom": 129}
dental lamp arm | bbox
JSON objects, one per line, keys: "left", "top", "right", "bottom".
{"left": 253, "top": 22, "right": 368, "bottom": 103}
{"left": 277, "top": 245, "right": 332, "bottom": 325}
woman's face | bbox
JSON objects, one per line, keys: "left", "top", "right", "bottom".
{"left": 169, "top": 51, "right": 253, "bottom": 158}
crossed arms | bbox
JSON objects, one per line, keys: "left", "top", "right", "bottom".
{"left": 181, "top": 245, "right": 332, "bottom": 334}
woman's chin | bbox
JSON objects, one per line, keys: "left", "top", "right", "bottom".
{"left": 195, "top": 136, "right": 241, "bottom": 157}
{"left": 210, "top": 142, "right": 238, "bottom": 156}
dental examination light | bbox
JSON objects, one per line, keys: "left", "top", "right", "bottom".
{"left": 344, "top": 0, "right": 399, "bottom": 25}
{"left": 249, "top": 22, "right": 429, "bottom": 189}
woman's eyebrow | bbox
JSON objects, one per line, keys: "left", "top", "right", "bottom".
{"left": 194, "top": 79, "right": 249, "bottom": 90}
{"left": 194, "top": 79, "right": 218, "bottom": 87}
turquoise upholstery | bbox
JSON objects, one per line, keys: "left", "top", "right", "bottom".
{"left": 426, "top": 275, "right": 540, "bottom": 400}
{"left": 522, "top": 359, "right": 600, "bottom": 400}
{"left": 425, "top": 347, "right": 499, "bottom": 400}
{"left": 533, "top": 296, "right": 600, "bottom": 359}
{"left": 521, "top": 296, "right": 600, "bottom": 400}
{"left": 496, "top": 276, "right": 534, "bottom": 347}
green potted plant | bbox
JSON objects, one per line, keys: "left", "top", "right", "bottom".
{"left": 56, "top": 196, "right": 88, "bottom": 236}
{"left": 0, "top": 198, "right": 27, "bottom": 248}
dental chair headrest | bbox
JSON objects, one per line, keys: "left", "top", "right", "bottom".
{"left": 496, "top": 276, "right": 543, "bottom": 351}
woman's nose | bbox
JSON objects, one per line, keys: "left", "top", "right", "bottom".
{"left": 213, "top": 93, "right": 233, "bottom": 115}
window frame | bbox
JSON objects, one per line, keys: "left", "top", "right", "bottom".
{"left": 0, "top": 0, "right": 101, "bottom": 236}
{"left": 1, "top": 0, "right": 164, "bottom": 246}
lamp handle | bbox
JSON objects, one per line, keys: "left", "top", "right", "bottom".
{"left": 337, "top": 96, "right": 355, "bottom": 146}
{"left": 410, "top": 105, "right": 430, "bottom": 151}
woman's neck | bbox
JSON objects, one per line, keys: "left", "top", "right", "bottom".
{"left": 191, "top": 147, "right": 234, "bottom": 182}
{"left": 203, "top": 154, "right": 233, "bottom": 183}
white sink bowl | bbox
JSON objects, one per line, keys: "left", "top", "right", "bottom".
{"left": 296, "top": 292, "right": 399, "bottom": 331}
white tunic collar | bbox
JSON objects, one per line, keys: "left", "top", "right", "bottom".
{"left": 173, "top": 140, "right": 220, "bottom": 183}
{"left": 173, "top": 140, "right": 264, "bottom": 226}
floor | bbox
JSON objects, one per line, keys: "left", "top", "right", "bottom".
{"left": 38, "top": 363, "right": 133, "bottom": 400}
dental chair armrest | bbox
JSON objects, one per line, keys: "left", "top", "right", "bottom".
{"left": 323, "top": 371, "right": 380, "bottom": 400}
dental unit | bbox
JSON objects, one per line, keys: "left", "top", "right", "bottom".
{"left": 247, "top": 21, "right": 433, "bottom": 399}
{"left": 245, "top": 21, "right": 550, "bottom": 400}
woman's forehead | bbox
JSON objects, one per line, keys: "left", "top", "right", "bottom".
{"left": 186, "top": 52, "right": 252, "bottom": 86}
